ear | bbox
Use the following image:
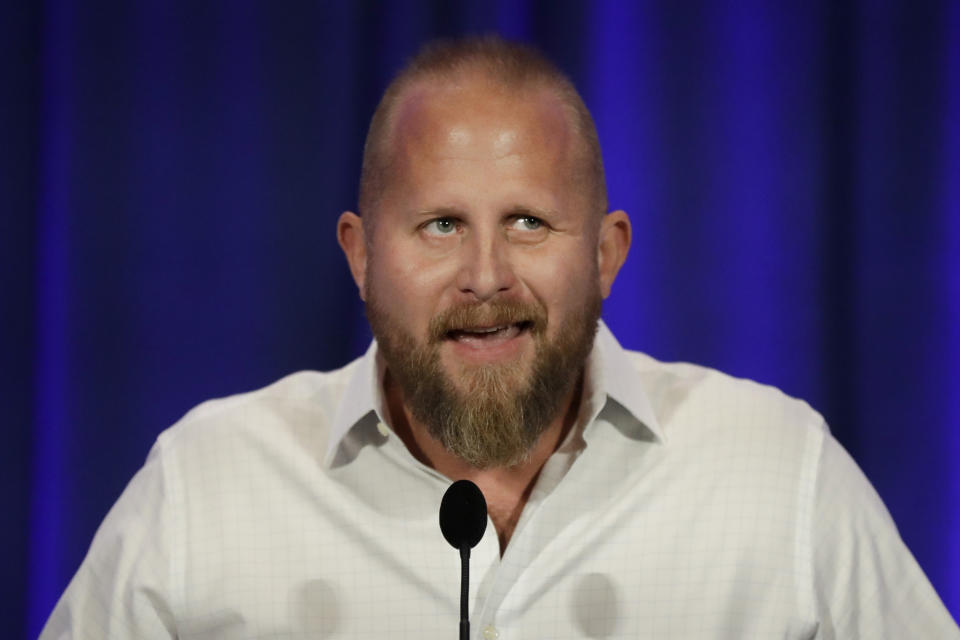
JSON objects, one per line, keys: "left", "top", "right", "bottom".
{"left": 337, "top": 211, "right": 368, "bottom": 301}
{"left": 597, "top": 210, "right": 631, "bottom": 299}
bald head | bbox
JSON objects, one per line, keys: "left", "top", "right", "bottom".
{"left": 358, "top": 36, "right": 607, "bottom": 222}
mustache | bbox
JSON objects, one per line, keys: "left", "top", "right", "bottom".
{"left": 427, "top": 300, "right": 547, "bottom": 342}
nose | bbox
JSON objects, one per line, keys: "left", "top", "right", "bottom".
{"left": 454, "top": 229, "right": 517, "bottom": 301}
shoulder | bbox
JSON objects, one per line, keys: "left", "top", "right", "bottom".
{"left": 622, "top": 349, "right": 828, "bottom": 446}
{"left": 153, "top": 358, "right": 363, "bottom": 471}
{"left": 177, "top": 361, "right": 360, "bottom": 426}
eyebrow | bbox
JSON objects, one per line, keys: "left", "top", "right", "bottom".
{"left": 414, "top": 206, "right": 466, "bottom": 219}
{"left": 414, "top": 204, "right": 559, "bottom": 219}
{"left": 503, "top": 204, "right": 558, "bottom": 219}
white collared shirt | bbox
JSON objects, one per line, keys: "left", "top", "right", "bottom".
{"left": 41, "top": 323, "right": 959, "bottom": 638}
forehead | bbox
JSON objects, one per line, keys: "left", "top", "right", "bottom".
{"left": 387, "top": 78, "right": 576, "bottom": 170}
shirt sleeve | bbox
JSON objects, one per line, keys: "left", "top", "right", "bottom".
{"left": 38, "top": 436, "right": 179, "bottom": 639}
{"left": 811, "top": 432, "right": 960, "bottom": 638}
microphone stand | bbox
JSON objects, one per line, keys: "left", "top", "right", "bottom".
{"left": 460, "top": 545, "right": 470, "bottom": 640}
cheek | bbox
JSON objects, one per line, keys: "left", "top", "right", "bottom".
{"left": 368, "top": 243, "right": 460, "bottom": 313}
{"left": 517, "top": 246, "right": 597, "bottom": 314}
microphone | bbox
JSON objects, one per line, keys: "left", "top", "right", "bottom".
{"left": 439, "top": 480, "right": 488, "bottom": 640}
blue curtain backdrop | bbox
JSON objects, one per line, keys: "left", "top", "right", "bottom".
{"left": 3, "top": 1, "right": 958, "bottom": 637}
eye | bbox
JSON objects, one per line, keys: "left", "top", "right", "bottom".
{"left": 511, "top": 216, "right": 543, "bottom": 231}
{"left": 423, "top": 217, "right": 459, "bottom": 236}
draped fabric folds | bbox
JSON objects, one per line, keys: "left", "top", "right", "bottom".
{"left": 2, "top": 2, "right": 957, "bottom": 637}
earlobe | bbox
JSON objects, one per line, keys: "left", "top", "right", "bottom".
{"left": 337, "top": 211, "right": 368, "bottom": 300}
{"left": 597, "top": 210, "right": 631, "bottom": 298}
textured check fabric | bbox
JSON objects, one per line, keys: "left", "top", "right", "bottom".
{"left": 41, "top": 323, "right": 959, "bottom": 639}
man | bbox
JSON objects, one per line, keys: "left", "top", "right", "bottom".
{"left": 42, "top": 36, "right": 957, "bottom": 639}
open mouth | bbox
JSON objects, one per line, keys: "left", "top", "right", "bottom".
{"left": 446, "top": 321, "right": 534, "bottom": 343}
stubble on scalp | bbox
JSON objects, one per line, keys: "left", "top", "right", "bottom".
{"left": 367, "top": 292, "right": 602, "bottom": 469}
{"left": 358, "top": 36, "right": 608, "bottom": 225}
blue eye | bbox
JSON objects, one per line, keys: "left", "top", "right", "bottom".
{"left": 424, "top": 218, "right": 458, "bottom": 235}
{"left": 512, "top": 216, "right": 543, "bottom": 231}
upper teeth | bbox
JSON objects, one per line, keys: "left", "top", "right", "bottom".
{"left": 469, "top": 326, "right": 504, "bottom": 333}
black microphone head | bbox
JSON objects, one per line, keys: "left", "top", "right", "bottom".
{"left": 439, "top": 479, "right": 488, "bottom": 550}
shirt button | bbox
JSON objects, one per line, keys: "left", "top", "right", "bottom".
{"left": 482, "top": 624, "right": 499, "bottom": 640}
{"left": 376, "top": 421, "right": 390, "bottom": 437}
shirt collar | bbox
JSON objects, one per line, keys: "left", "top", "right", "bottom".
{"left": 324, "top": 320, "right": 665, "bottom": 467}
{"left": 324, "top": 340, "right": 387, "bottom": 467}
{"left": 585, "top": 322, "right": 666, "bottom": 444}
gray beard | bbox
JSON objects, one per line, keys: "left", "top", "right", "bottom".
{"left": 366, "top": 295, "right": 602, "bottom": 469}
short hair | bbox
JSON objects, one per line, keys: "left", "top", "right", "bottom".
{"left": 358, "top": 35, "right": 608, "bottom": 220}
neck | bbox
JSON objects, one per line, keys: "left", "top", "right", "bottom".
{"left": 385, "top": 371, "right": 583, "bottom": 554}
